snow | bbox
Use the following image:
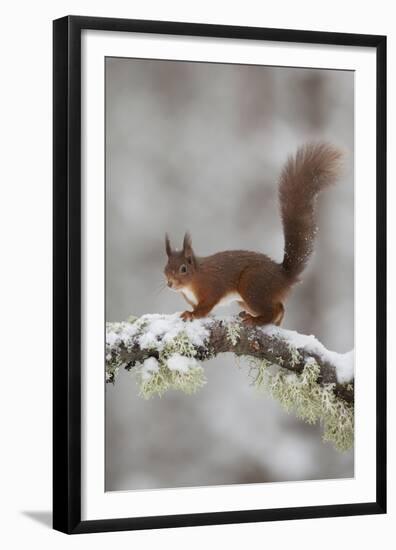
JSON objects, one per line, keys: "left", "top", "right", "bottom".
{"left": 330, "top": 349, "right": 354, "bottom": 384}
{"left": 140, "top": 357, "right": 160, "bottom": 380}
{"left": 261, "top": 325, "right": 354, "bottom": 384}
{"left": 166, "top": 354, "right": 199, "bottom": 373}
{"left": 137, "top": 313, "right": 209, "bottom": 350}
{"left": 106, "top": 321, "right": 140, "bottom": 348}
{"left": 261, "top": 325, "right": 326, "bottom": 355}
{"left": 106, "top": 314, "right": 354, "bottom": 385}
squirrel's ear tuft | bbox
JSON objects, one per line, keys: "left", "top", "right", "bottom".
{"left": 183, "top": 232, "right": 195, "bottom": 263}
{"left": 165, "top": 233, "right": 172, "bottom": 256}
{"left": 183, "top": 232, "right": 192, "bottom": 254}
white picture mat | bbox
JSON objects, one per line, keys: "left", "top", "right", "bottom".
{"left": 81, "top": 29, "right": 377, "bottom": 521}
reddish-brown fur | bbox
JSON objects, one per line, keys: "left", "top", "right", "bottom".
{"left": 164, "top": 143, "right": 342, "bottom": 326}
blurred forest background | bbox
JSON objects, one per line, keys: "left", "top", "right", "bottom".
{"left": 105, "top": 57, "right": 354, "bottom": 491}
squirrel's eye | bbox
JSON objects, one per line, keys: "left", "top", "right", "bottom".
{"left": 179, "top": 264, "right": 187, "bottom": 274}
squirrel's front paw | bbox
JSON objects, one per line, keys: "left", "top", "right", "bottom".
{"left": 180, "top": 310, "right": 194, "bottom": 321}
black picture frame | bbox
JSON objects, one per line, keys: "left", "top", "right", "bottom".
{"left": 53, "top": 15, "right": 387, "bottom": 534}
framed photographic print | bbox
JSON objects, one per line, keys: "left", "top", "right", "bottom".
{"left": 53, "top": 16, "right": 386, "bottom": 534}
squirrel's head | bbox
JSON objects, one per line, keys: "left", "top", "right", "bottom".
{"left": 164, "top": 232, "right": 196, "bottom": 290}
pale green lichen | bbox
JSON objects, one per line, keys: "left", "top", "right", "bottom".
{"left": 106, "top": 315, "right": 354, "bottom": 451}
{"left": 287, "top": 344, "right": 303, "bottom": 367}
{"left": 162, "top": 331, "right": 199, "bottom": 359}
{"left": 251, "top": 358, "right": 354, "bottom": 451}
{"left": 106, "top": 358, "right": 121, "bottom": 384}
{"left": 137, "top": 359, "right": 206, "bottom": 399}
{"left": 106, "top": 315, "right": 209, "bottom": 393}
{"left": 136, "top": 330, "right": 207, "bottom": 398}
{"left": 127, "top": 315, "right": 138, "bottom": 323}
{"left": 249, "top": 358, "right": 273, "bottom": 390}
{"left": 226, "top": 320, "right": 241, "bottom": 346}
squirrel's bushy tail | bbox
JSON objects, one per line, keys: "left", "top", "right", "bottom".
{"left": 279, "top": 143, "right": 342, "bottom": 280}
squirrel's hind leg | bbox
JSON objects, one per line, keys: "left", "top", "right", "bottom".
{"left": 273, "top": 303, "right": 285, "bottom": 326}
{"left": 241, "top": 302, "right": 284, "bottom": 327}
{"left": 238, "top": 267, "right": 286, "bottom": 326}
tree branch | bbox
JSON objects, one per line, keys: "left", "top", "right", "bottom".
{"left": 106, "top": 314, "right": 354, "bottom": 404}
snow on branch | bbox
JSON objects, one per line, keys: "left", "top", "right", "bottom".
{"left": 106, "top": 314, "right": 354, "bottom": 451}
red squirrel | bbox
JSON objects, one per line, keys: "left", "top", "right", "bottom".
{"left": 164, "top": 143, "right": 342, "bottom": 326}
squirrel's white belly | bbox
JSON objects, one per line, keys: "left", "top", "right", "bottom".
{"left": 180, "top": 287, "right": 198, "bottom": 305}
{"left": 180, "top": 288, "right": 242, "bottom": 309}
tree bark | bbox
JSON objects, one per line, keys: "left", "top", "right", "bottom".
{"left": 106, "top": 316, "right": 354, "bottom": 404}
